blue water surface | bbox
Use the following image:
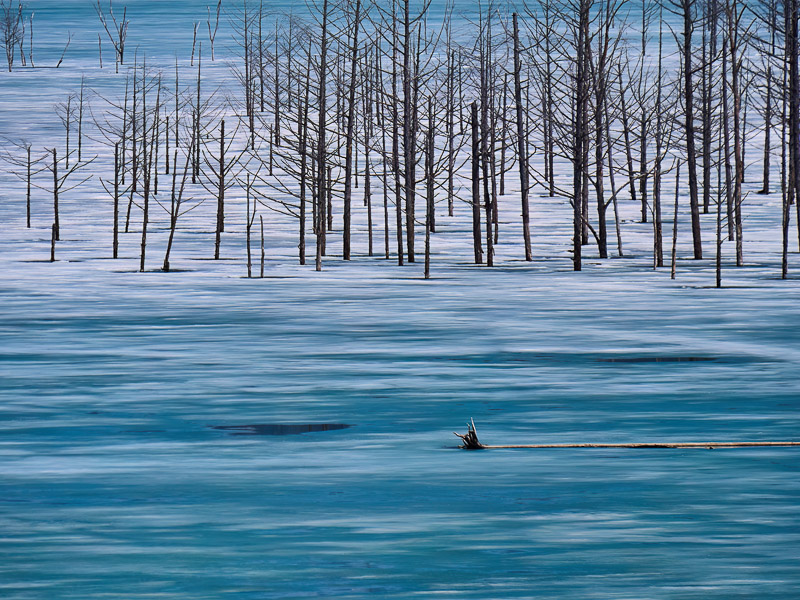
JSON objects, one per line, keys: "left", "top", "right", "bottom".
{"left": 1, "top": 268, "right": 799, "bottom": 599}
{"left": 1, "top": 1, "right": 799, "bottom": 599}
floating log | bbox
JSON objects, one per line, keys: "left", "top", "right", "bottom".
{"left": 454, "top": 421, "right": 800, "bottom": 450}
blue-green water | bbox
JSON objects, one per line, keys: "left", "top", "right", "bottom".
{"left": 1, "top": 1, "right": 799, "bottom": 598}
{"left": 2, "top": 269, "right": 799, "bottom": 599}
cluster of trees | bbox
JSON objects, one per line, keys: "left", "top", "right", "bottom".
{"left": 1, "top": 0, "right": 77, "bottom": 70}
{"left": 1, "top": 0, "right": 29, "bottom": 70}
{"left": 3, "top": 0, "right": 800, "bottom": 286}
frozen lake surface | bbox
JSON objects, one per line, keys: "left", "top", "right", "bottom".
{"left": 1, "top": 1, "right": 800, "bottom": 598}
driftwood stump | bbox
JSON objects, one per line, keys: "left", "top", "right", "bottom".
{"left": 454, "top": 418, "right": 484, "bottom": 450}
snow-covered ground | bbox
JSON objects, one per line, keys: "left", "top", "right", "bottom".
{"left": 1, "top": 2, "right": 799, "bottom": 599}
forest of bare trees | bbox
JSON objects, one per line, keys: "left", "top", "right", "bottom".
{"left": 3, "top": 0, "right": 800, "bottom": 286}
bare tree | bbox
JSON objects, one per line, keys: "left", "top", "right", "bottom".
{"left": 668, "top": 0, "right": 703, "bottom": 259}
{"left": 99, "top": 142, "right": 127, "bottom": 258}
{"left": 1, "top": 0, "right": 24, "bottom": 72}
{"left": 162, "top": 132, "right": 195, "bottom": 272}
{"left": 512, "top": 13, "right": 532, "bottom": 261}
{"left": 784, "top": 0, "right": 800, "bottom": 278}
{"left": 200, "top": 117, "right": 245, "bottom": 260}
{"left": 95, "top": 0, "right": 128, "bottom": 72}
{"left": 34, "top": 147, "right": 95, "bottom": 242}
{"left": 1, "top": 137, "right": 45, "bottom": 228}
{"left": 316, "top": 0, "right": 331, "bottom": 271}
{"left": 343, "top": 0, "right": 364, "bottom": 260}
{"left": 208, "top": 0, "right": 221, "bottom": 61}
{"left": 573, "top": 0, "right": 593, "bottom": 271}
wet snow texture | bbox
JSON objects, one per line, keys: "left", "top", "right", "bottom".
{"left": 1, "top": 2, "right": 800, "bottom": 599}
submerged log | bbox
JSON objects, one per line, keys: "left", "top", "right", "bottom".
{"left": 454, "top": 421, "right": 800, "bottom": 450}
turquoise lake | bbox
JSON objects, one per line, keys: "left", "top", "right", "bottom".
{"left": 1, "top": 1, "right": 799, "bottom": 598}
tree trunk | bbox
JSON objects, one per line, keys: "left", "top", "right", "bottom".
{"left": 471, "top": 102, "right": 483, "bottom": 264}
{"left": 52, "top": 149, "right": 60, "bottom": 241}
{"left": 426, "top": 100, "right": 435, "bottom": 236}
{"left": 342, "top": 0, "right": 362, "bottom": 261}
{"left": 573, "top": 0, "right": 590, "bottom": 271}
{"left": 26, "top": 146, "right": 31, "bottom": 228}
{"left": 299, "top": 63, "right": 310, "bottom": 266}
{"left": 480, "top": 27, "right": 494, "bottom": 267}
{"left": 716, "top": 167, "right": 723, "bottom": 287}
{"left": 316, "top": 0, "right": 330, "bottom": 272}
{"left": 787, "top": 0, "right": 800, "bottom": 265}
{"left": 215, "top": 119, "right": 225, "bottom": 260}
{"left": 671, "top": 164, "right": 681, "bottom": 279}
{"left": 513, "top": 14, "right": 532, "bottom": 262}
{"left": 403, "top": 0, "right": 415, "bottom": 262}
{"left": 260, "top": 215, "right": 265, "bottom": 278}
{"left": 247, "top": 176, "right": 253, "bottom": 278}
{"left": 728, "top": 1, "right": 744, "bottom": 267}
{"left": 682, "top": 0, "right": 703, "bottom": 259}
{"left": 761, "top": 65, "right": 772, "bottom": 195}
{"left": 447, "top": 49, "right": 455, "bottom": 217}
{"left": 618, "top": 73, "right": 637, "bottom": 206}
{"left": 701, "top": 11, "right": 712, "bottom": 214}
{"left": 595, "top": 56, "right": 608, "bottom": 259}
{"left": 392, "top": 4, "right": 404, "bottom": 266}
{"left": 722, "top": 36, "right": 734, "bottom": 242}
{"left": 113, "top": 143, "right": 119, "bottom": 259}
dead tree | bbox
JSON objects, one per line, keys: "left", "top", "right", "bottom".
{"left": 54, "top": 95, "right": 75, "bottom": 170}
{"left": 316, "top": 0, "right": 331, "bottom": 272}
{"left": 342, "top": 0, "right": 364, "bottom": 260}
{"left": 378, "top": 47, "right": 391, "bottom": 260}
{"left": 635, "top": 0, "right": 659, "bottom": 223}
{"left": 715, "top": 140, "right": 724, "bottom": 286}
{"left": 95, "top": 0, "right": 128, "bottom": 72}
{"left": 651, "top": 9, "right": 668, "bottom": 268}
{"left": 671, "top": 162, "right": 681, "bottom": 279}
{"left": 424, "top": 100, "right": 433, "bottom": 278}
{"left": 478, "top": 8, "right": 495, "bottom": 267}
{"left": 724, "top": 0, "right": 749, "bottom": 267}
{"left": 757, "top": 0, "right": 779, "bottom": 196}
{"left": 208, "top": 0, "right": 221, "bottom": 61}
{"left": 525, "top": 0, "right": 558, "bottom": 198}
{"left": 34, "top": 147, "right": 95, "bottom": 242}
{"left": 1, "top": 0, "right": 24, "bottom": 71}
{"left": 200, "top": 118, "right": 244, "bottom": 260}
{"left": 243, "top": 28, "right": 330, "bottom": 269}
{"left": 590, "top": 0, "right": 625, "bottom": 259}
{"left": 700, "top": 0, "right": 718, "bottom": 215}
{"left": 362, "top": 40, "right": 375, "bottom": 257}
{"left": 1, "top": 138, "right": 44, "bottom": 228}
{"left": 784, "top": 0, "right": 800, "bottom": 278}
{"left": 77, "top": 77, "right": 87, "bottom": 162}
{"left": 513, "top": 13, "right": 532, "bottom": 261}
{"left": 92, "top": 68, "right": 144, "bottom": 240}
{"left": 398, "top": 0, "right": 432, "bottom": 263}
{"left": 24, "top": 9, "right": 31, "bottom": 66}
{"left": 139, "top": 73, "right": 161, "bottom": 273}
{"left": 573, "top": 0, "right": 592, "bottom": 271}
{"left": 99, "top": 142, "right": 124, "bottom": 258}
{"left": 445, "top": 40, "right": 456, "bottom": 216}
{"left": 299, "top": 42, "right": 312, "bottom": 265}
{"left": 162, "top": 132, "right": 197, "bottom": 272}
{"left": 471, "top": 101, "right": 483, "bottom": 264}
{"left": 668, "top": 0, "right": 703, "bottom": 259}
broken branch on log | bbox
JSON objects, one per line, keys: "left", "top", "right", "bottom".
{"left": 453, "top": 418, "right": 484, "bottom": 450}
